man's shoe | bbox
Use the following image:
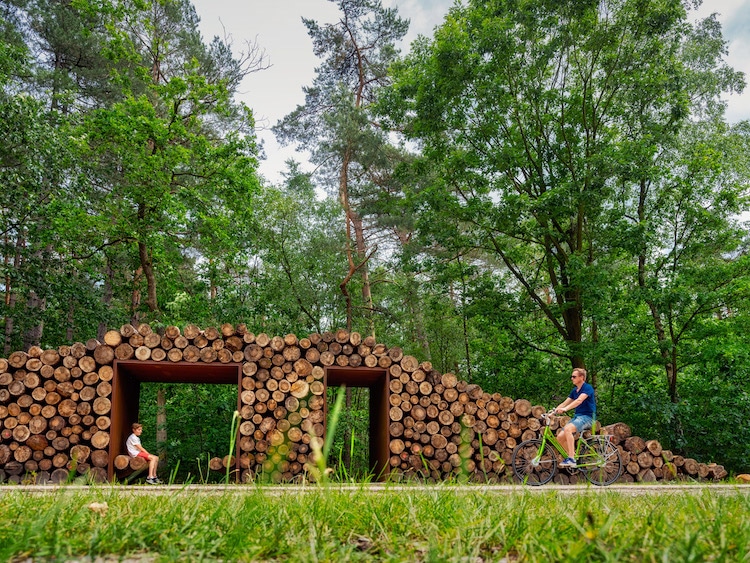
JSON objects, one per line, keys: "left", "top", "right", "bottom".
{"left": 559, "top": 457, "right": 577, "bottom": 468}
{"left": 145, "top": 477, "right": 158, "bottom": 484}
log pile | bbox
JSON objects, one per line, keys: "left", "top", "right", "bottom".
{"left": 0, "top": 323, "right": 727, "bottom": 484}
{"left": 602, "top": 423, "right": 728, "bottom": 482}
{"left": 0, "top": 341, "right": 111, "bottom": 485}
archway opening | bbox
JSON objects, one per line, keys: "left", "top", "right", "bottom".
{"left": 110, "top": 361, "right": 242, "bottom": 481}
{"left": 325, "top": 367, "right": 390, "bottom": 481}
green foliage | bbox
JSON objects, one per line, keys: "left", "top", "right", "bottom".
{"left": 327, "top": 387, "right": 371, "bottom": 479}
{"left": 138, "top": 383, "right": 237, "bottom": 481}
{"left": 674, "top": 314, "right": 750, "bottom": 468}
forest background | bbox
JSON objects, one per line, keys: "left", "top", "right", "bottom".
{"left": 1, "top": 0, "right": 749, "bottom": 479}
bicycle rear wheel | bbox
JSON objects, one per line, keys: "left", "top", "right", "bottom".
{"left": 580, "top": 436, "right": 622, "bottom": 486}
{"left": 511, "top": 439, "right": 557, "bottom": 485}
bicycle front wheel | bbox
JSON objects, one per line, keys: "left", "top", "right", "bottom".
{"left": 511, "top": 439, "right": 557, "bottom": 485}
{"left": 580, "top": 436, "right": 622, "bottom": 486}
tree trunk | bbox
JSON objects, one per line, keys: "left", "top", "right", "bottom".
{"left": 131, "top": 265, "right": 143, "bottom": 326}
{"left": 157, "top": 387, "right": 167, "bottom": 461}
{"left": 3, "top": 233, "right": 23, "bottom": 356}
{"left": 138, "top": 241, "right": 158, "bottom": 313}
{"left": 638, "top": 178, "right": 678, "bottom": 402}
{"left": 22, "top": 290, "right": 45, "bottom": 351}
{"left": 342, "top": 387, "right": 352, "bottom": 470}
{"left": 97, "top": 260, "right": 114, "bottom": 342}
{"left": 338, "top": 146, "right": 374, "bottom": 335}
{"left": 405, "top": 277, "right": 431, "bottom": 360}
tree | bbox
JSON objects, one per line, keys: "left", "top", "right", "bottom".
{"left": 248, "top": 162, "right": 349, "bottom": 335}
{"left": 77, "top": 0, "right": 263, "bottom": 322}
{"left": 0, "top": 9, "right": 79, "bottom": 352}
{"left": 274, "top": 0, "right": 408, "bottom": 334}
{"left": 625, "top": 120, "right": 750, "bottom": 403}
{"left": 380, "top": 0, "right": 744, "bottom": 372}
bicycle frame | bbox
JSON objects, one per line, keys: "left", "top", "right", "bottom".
{"left": 537, "top": 421, "right": 597, "bottom": 469}
{"left": 511, "top": 411, "right": 623, "bottom": 486}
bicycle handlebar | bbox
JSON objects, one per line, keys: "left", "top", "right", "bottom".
{"left": 541, "top": 410, "right": 557, "bottom": 425}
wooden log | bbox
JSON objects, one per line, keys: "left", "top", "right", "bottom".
{"left": 91, "top": 449, "right": 109, "bottom": 468}
{"left": 86, "top": 467, "right": 106, "bottom": 482}
{"left": 90, "top": 431, "right": 110, "bottom": 450}
{"left": 96, "top": 381, "right": 112, "bottom": 397}
{"left": 50, "top": 468, "right": 69, "bottom": 483}
{"left": 126, "top": 332, "right": 144, "bottom": 348}
{"left": 183, "top": 345, "right": 201, "bottom": 362}
{"left": 135, "top": 346, "right": 152, "bottom": 361}
{"left": 13, "top": 445, "right": 32, "bottom": 463}
{"left": 40, "top": 349, "right": 60, "bottom": 366}
{"left": 626, "top": 460, "right": 640, "bottom": 475}
{"left": 165, "top": 325, "right": 181, "bottom": 340}
{"left": 710, "top": 464, "right": 728, "bottom": 480}
{"left": 12, "top": 425, "right": 30, "bottom": 442}
{"left": 70, "top": 342, "right": 87, "bottom": 358}
{"left": 168, "top": 348, "right": 183, "bottom": 362}
{"left": 144, "top": 332, "right": 161, "bottom": 348}
{"left": 70, "top": 445, "right": 91, "bottom": 464}
{"left": 182, "top": 324, "right": 200, "bottom": 340}
{"left": 130, "top": 456, "right": 148, "bottom": 471}
{"left": 623, "top": 436, "right": 646, "bottom": 454}
{"left": 193, "top": 334, "right": 208, "bottom": 349}
{"left": 53, "top": 366, "right": 70, "bottom": 382}
{"left": 52, "top": 452, "right": 69, "bottom": 468}
{"left": 119, "top": 324, "right": 137, "bottom": 338}
{"left": 200, "top": 347, "right": 218, "bottom": 363}
{"left": 637, "top": 451, "right": 654, "bottom": 469}
{"left": 8, "top": 380, "right": 24, "bottom": 397}
{"left": 8, "top": 351, "right": 28, "bottom": 369}
{"left": 94, "top": 345, "right": 115, "bottom": 365}
{"left": 114, "top": 344, "right": 134, "bottom": 360}
{"left": 682, "top": 458, "right": 699, "bottom": 476}
{"left": 103, "top": 330, "right": 122, "bottom": 347}
{"left": 645, "top": 439, "right": 662, "bottom": 456}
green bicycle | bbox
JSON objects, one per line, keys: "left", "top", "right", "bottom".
{"left": 511, "top": 411, "right": 623, "bottom": 486}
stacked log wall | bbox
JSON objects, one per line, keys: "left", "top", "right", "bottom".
{"left": 0, "top": 323, "right": 727, "bottom": 484}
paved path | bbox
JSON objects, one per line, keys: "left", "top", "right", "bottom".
{"left": 2, "top": 483, "right": 749, "bottom": 495}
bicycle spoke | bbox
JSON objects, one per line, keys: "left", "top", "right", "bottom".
{"left": 581, "top": 436, "right": 622, "bottom": 486}
{"left": 512, "top": 439, "right": 557, "bottom": 486}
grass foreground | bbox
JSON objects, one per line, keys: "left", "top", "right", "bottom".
{"left": 1, "top": 483, "right": 749, "bottom": 562}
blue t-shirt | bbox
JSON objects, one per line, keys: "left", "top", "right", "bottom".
{"left": 569, "top": 382, "right": 596, "bottom": 418}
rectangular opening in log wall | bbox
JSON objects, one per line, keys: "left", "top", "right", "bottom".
{"left": 111, "top": 360, "right": 242, "bottom": 481}
{"left": 325, "top": 367, "right": 390, "bottom": 480}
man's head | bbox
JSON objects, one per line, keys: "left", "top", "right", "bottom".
{"left": 571, "top": 368, "right": 587, "bottom": 382}
{"left": 132, "top": 423, "right": 143, "bottom": 435}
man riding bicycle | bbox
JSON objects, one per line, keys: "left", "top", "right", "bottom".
{"left": 553, "top": 368, "right": 595, "bottom": 468}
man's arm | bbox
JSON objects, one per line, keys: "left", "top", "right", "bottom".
{"left": 556, "top": 394, "right": 588, "bottom": 413}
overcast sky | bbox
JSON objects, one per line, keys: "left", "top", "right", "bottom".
{"left": 190, "top": 0, "right": 750, "bottom": 185}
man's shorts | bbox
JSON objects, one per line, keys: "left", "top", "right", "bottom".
{"left": 568, "top": 415, "right": 594, "bottom": 433}
{"left": 134, "top": 451, "right": 150, "bottom": 460}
